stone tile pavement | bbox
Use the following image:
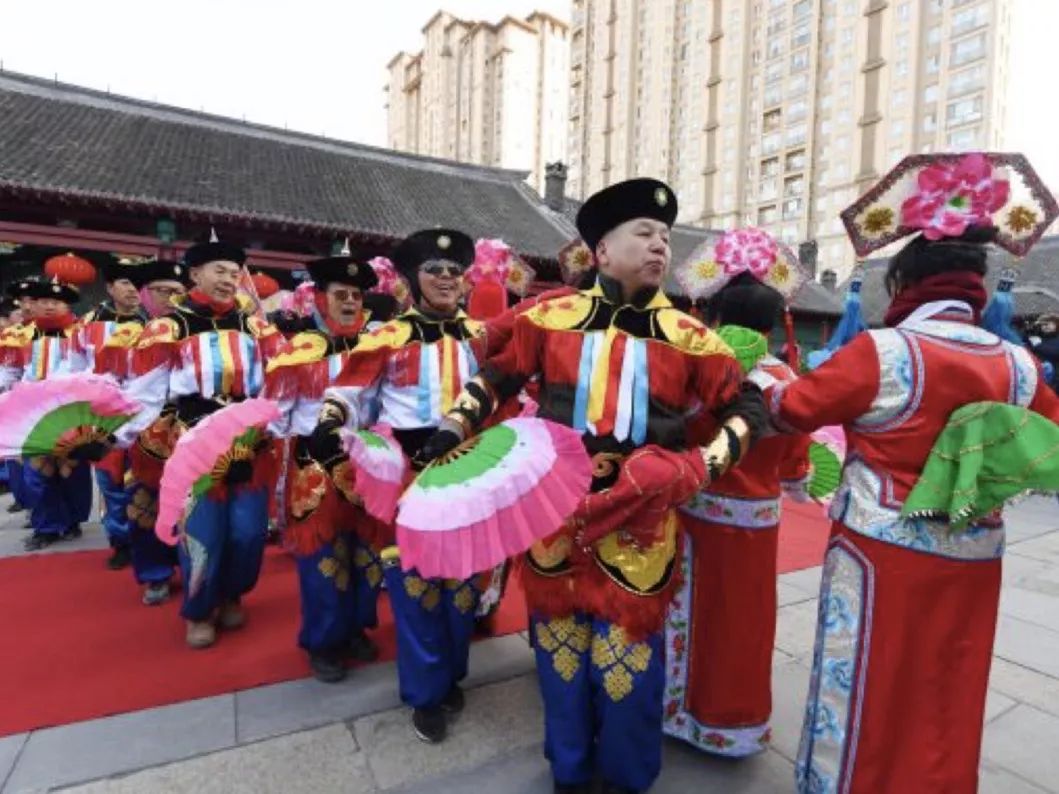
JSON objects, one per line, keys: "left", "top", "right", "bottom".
{"left": 1, "top": 492, "right": 1057, "bottom": 793}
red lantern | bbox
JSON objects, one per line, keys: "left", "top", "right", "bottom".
{"left": 251, "top": 272, "right": 279, "bottom": 299}
{"left": 44, "top": 253, "right": 96, "bottom": 286}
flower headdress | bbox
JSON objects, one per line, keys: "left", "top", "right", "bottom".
{"left": 841, "top": 152, "right": 1058, "bottom": 258}
{"left": 674, "top": 226, "right": 807, "bottom": 302}
{"left": 368, "top": 256, "right": 411, "bottom": 312}
{"left": 466, "top": 238, "right": 536, "bottom": 298}
{"left": 558, "top": 238, "right": 595, "bottom": 286}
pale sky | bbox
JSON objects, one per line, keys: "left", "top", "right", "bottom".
{"left": 2, "top": 0, "right": 1058, "bottom": 187}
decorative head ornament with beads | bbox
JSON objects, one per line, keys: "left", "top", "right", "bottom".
{"left": 841, "top": 152, "right": 1058, "bottom": 258}
{"left": 558, "top": 238, "right": 595, "bottom": 286}
{"left": 674, "top": 226, "right": 807, "bottom": 302}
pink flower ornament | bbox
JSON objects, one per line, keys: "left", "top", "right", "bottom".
{"left": 900, "top": 153, "right": 1010, "bottom": 240}
{"left": 714, "top": 227, "right": 779, "bottom": 280}
{"left": 368, "top": 257, "right": 400, "bottom": 296}
{"left": 467, "top": 238, "right": 513, "bottom": 286}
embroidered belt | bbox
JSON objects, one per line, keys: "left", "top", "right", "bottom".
{"left": 680, "top": 493, "right": 782, "bottom": 529}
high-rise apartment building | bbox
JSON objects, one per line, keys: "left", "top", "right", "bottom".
{"left": 567, "top": 0, "right": 1012, "bottom": 277}
{"left": 386, "top": 10, "right": 570, "bottom": 195}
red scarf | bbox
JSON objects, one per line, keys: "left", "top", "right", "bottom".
{"left": 883, "top": 272, "right": 988, "bottom": 328}
{"left": 313, "top": 294, "right": 365, "bottom": 338}
{"left": 34, "top": 311, "right": 77, "bottom": 332}
{"left": 189, "top": 289, "right": 236, "bottom": 317}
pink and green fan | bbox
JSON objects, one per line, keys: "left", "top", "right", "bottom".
{"left": 341, "top": 423, "right": 408, "bottom": 523}
{"left": 807, "top": 425, "right": 846, "bottom": 503}
{"left": 0, "top": 375, "right": 141, "bottom": 459}
{"left": 155, "top": 398, "right": 280, "bottom": 545}
{"left": 396, "top": 417, "right": 592, "bottom": 580}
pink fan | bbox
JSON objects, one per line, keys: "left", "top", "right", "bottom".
{"left": 0, "top": 375, "right": 141, "bottom": 459}
{"left": 396, "top": 417, "right": 592, "bottom": 579}
{"left": 340, "top": 424, "right": 408, "bottom": 523}
{"left": 155, "top": 398, "right": 280, "bottom": 544}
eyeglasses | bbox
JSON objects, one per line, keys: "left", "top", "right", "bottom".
{"left": 329, "top": 288, "right": 363, "bottom": 303}
{"left": 148, "top": 286, "right": 184, "bottom": 297}
{"left": 420, "top": 262, "right": 465, "bottom": 278}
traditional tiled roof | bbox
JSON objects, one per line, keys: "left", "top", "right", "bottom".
{"left": 0, "top": 71, "right": 571, "bottom": 260}
{"left": 846, "top": 235, "right": 1059, "bottom": 325}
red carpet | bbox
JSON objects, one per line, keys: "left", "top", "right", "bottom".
{"left": 0, "top": 503, "right": 828, "bottom": 737}
{"left": 777, "top": 497, "right": 832, "bottom": 573}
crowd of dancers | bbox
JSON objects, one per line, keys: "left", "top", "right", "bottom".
{"left": 2, "top": 150, "right": 1058, "bottom": 794}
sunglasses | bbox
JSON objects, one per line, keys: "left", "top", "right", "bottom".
{"left": 328, "top": 288, "right": 363, "bottom": 303}
{"left": 420, "top": 262, "right": 465, "bottom": 278}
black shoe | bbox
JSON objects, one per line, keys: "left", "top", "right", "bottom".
{"left": 6, "top": 502, "right": 24, "bottom": 514}
{"left": 553, "top": 783, "right": 592, "bottom": 794}
{"left": 23, "top": 533, "right": 56, "bottom": 551}
{"left": 600, "top": 785, "right": 639, "bottom": 794}
{"left": 63, "top": 524, "right": 83, "bottom": 540}
{"left": 412, "top": 706, "right": 447, "bottom": 744}
{"left": 440, "top": 685, "right": 465, "bottom": 715}
{"left": 347, "top": 630, "right": 380, "bottom": 663}
{"left": 309, "top": 651, "right": 347, "bottom": 684}
{"left": 107, "top": 545, "right": 131, "bottom": 570}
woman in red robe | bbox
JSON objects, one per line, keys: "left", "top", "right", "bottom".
{"left": 765, "top": 153, "right": 1059, "bottom": 793}
{"left": 663, "top": 230, "right": 813, "bottom": 757}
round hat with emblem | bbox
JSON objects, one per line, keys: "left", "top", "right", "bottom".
{"left": 390, "top": 228, "right": 475, "bottom": 279}
{"left": 306, "top": 256, "right": 379, "bottom": 292}
{"left": 25, "top": 276, "right": 80, "bottom": 304}
{"left": 130, "top": 260, "right": 192, "bottom": 289}
{"left": 575, "top": 178, "right": 678, "bottom": 252}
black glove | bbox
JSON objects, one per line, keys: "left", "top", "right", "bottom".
{"left": 412, "top": 428, "right": 462, "bottom": 471}
{"left": 68, "top": 440, "right": 111, "bottom": 463}
{"left": 224, "top": 459, "right": 254, "bottom": 486}
{"left": 308, "top": 419, "right": 343, "bottom": 465}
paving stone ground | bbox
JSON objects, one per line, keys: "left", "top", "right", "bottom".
{"left": 1, "top": 491, "right": 1057, "bottom": 793}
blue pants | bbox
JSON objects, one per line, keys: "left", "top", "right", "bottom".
{"left": 531, "top": 613, "right": 665, "bottom": 792}
{"left": 126, "top": 482, "right": 178, "bottom": 585}
{"left": 384, "top": 564, "right": 479, "bottom": 709}
{"left": 295, "top": 535, "right": 382, "bottom": 652}
{"left": 7, "top": 460, "right": 26, "bottom": 506}
{"left": 179, "top": 486, "right": 268, "bottom": 621}
{"left": 95, "top": 462, "right": 131, "bottom": 549}
{"left": 21, "top": 457, "right": 92, "bottom": 536}
{"left": 0, "top": 459, "right": 9, "bottom": 488}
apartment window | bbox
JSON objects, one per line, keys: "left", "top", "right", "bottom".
{"left": 788, "top": 74, "right": 809, "bottom": 96}
{"left": 766, "top": 61, "right": 784, "bottom": 84}
{"left": 841, "top": 28, "right": 854, "bottom": 45}
{"left": 926, "top": 54, "right": 940, "bottom": 74}
{"left": 794, "top": 0, "right": 811, "bottom": 20}
{"left": 948, "top": 64, "right": 985, "bottom": 97}
{"left": 895, "top": 33, "right": 909, "bottom": 52}
{"left": 947, "top": 95, "right": 983, "bottom": 127}
{"left": 759, "top": 205, "right": 779, "bottom": 225}
{"left": 760, "top": 177, "right": 778, "bottom": 201}
{"left": 784, "top": 175, "right": 805, "bottom": 197}
{"left": 952, "top": 4, "right": 989, "bottom": 36}
{"left": 927, "top": 26, "right": 941, "bottom": 45}
{"left": 791, "top": 49, "right": 810, "bottom": 72}
{"left": 947, "top": 126, "right": 979, "bottom": 149}
{"left": 835, "top": 135, "right": 849, "bottom": 151}
{"left": 897, "top": 2, "right": 911, "bottom": 20}
{"left": 762, "top": 157, "right": 780, "bottom": 177}
{"left": 788, "top": 98, "right": 808, "bottom": 121}
{"left": 924, "top": 84, "right": 939, "bottom": 103}
{"left": 786, "top": 149, "right": 807, "bottom": 171}
{"left": 890, "top": 89, "right": 907, "bottom": 110}
{"left": 765, "top": 84, "right": 783, "bottom": 107}
{"left": 763, "top": 132, "right": 781, "bottom": 154}
{"left": 894, "top": 59, "right": 909, "bottom": 77}
{"left": 890, "top": 119, "right": 905, "bottom": 139}
{"left": 792, "top": 21, "right": 811, "bottom": 49}
{"left": 951, "top": 33, "right": 986, "bottom": 66}
{"left": 768, "top": 38, "right": 785, "bottom": 59}
{"left": 929, "top": 0, "right": 943, "bottom": 10}
{"left": 764, "top": 109, "right": 782, "bottom": 132}
{"left": 783, "top": 197, "right": 803, "bottom": 219}
{"left": 786, "top": 123, "right": 808, "bottom": 146}
{"left": 923, "top": 112, "right": 937, "bottom": 132}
